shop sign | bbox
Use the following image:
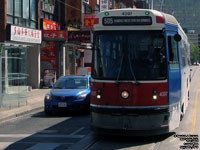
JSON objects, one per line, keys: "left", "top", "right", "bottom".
{"left": 68, "top": 31, "right": 91, "bottom": 43}
{"left": 42, "top": 30, "right": 67, "bottom": 41}
{"left": 8, "top": 25, "right": 42, "bottom": 44}
{"left": 42, "top": 19, "right": 60, "bottom": 30}
{"left": 100, "top": 0, "right": 109, "bottom": 12}
{"left": 84, "top": 15, "right": 95, "bottom": 29}
{"left": 41, "top": 1, "right": 55, "bottom": 14}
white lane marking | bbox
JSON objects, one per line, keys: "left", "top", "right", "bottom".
{"left": 26, "top": 143, "right": 60, "bottom": 150}
{"left": 0, "top": 134, "right": 85, "bottom": 138}
{"left": 70, "top": 127, "right": 85, "bottom": 135}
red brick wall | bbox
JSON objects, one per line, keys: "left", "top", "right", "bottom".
{"left": 0, "top": 0, "right": 6, "bottom": 42}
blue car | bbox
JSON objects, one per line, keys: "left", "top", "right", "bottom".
{"left": 44, "top": 75, "right": 91, "bottom": 114}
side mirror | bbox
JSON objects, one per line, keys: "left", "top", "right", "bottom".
{"left": 174, "top": 34, "right": 182, "bottom": 42}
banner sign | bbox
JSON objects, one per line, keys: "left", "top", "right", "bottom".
{"left": 8, "top": 25, "right": 42, "bottom": 44}
{"left": 41, "top": 41, "right": 57, "bottom": 71}
{"left": 84, "top": 15, "right": 95, "bottom": 28}
{"left": 42, "top": 19, "right": 60, "bottom": 30}
{"left": 42, "top": 30, "right": 67, "bottom": 41}
{"left": 68, "top": 31, "right": 91, "bottom": 43}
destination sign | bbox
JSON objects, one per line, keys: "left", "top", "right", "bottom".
{"left": 102, "top": 16, "right": 152, "bottom": 26}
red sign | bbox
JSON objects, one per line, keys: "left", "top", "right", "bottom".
{"left": 41, "top": 41, "right": 57, "bottom": 70}
{"left": 68, "top": 31, "right": 91, "bottom": 43}
{"left": 42, "top": 19, "right": 60, "bottom": 30}
{"left": 42, "top": 30, "right": 67, "bottom": 41}
{"left": 84, "top": 15, "right": 95, "bottom": 28}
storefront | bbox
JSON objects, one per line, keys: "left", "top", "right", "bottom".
{"left": 66, "top": 30, "right": 92, "bottom": 75}
{"left": 41, "top": 28, "right": 66, "bottom": 87}
{"left": 0, "top": 24, "right": 41, "bottom": 108}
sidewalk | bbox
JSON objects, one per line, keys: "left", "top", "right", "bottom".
{"left": 0, "top": 89, "right": 50, "bottom": 122}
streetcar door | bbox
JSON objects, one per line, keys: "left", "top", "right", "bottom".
{"left": 166, "top": 32, "right": 181, "bottom": 105}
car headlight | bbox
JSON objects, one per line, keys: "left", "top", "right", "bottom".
{"left": 77, "top": 94, "right": 87, "bottom": 99}
{"left": 45, "top": 95, "right": 52, "bottom": 100}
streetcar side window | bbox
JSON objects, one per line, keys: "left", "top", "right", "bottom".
{"left": 168, "top": 36, "right": 179, "bottom": 69}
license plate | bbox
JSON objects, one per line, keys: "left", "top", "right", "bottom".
{"left": 58, "top": 102, "right": 67, "bottom": 107}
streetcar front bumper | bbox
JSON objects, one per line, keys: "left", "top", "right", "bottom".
{"left": 90, "top": 106, "right": 170, "bottom": 136}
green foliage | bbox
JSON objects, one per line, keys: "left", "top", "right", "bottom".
{"left": 190, "top": 41, "right": 200, "bottom": 64}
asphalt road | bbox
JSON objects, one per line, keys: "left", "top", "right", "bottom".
{"left": 0, "top": 66, "right": 199, "bottom": 150}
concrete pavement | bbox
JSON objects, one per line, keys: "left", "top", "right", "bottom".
{"left": 0, "top": 89, "right": 50, "bottom": 122}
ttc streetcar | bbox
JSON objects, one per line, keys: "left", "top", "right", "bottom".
{"left": 90, "top": 9, "right": 191, "bottom": 136}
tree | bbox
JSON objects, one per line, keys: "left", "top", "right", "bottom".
{"left": 190, "top": 41, "right": 200, "bottom": 64}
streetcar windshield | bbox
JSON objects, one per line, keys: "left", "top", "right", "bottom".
{"left": 92, "top": 30, "right": 167, "bottom": 80}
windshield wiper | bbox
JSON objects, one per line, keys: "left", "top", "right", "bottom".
{"left": 128, "top": 55, "right": 140, "bottom": 86}
{"left": 116, "top": 53, "right": 124, "bottom": 84}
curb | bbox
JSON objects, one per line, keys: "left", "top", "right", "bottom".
{"left": 0, "top": 104, "right": 44, "bottom": 123}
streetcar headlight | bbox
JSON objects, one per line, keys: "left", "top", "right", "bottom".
{"left": 97, "top": 94, "right": 101, "bottom": 99}
{"left": 96, "top": 89, "right": 101, "bottom": 99}
{"left": 153, "top": 95, "right": 158, "bottom": 100}
{"left": 152, "top": 90, "right": 158, "bottom": 100}
{"left": 121, "top": 90, "right": 129, "bottom": 99}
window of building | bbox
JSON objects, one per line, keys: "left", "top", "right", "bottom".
{"left": 40, "top": 11, "right": 44, "bottom": 19}
{"left": 7, "top": 0, "right": 14, "bottom": 15}
{"left": 15, "top": 0, "right": 22, "bottom": 17}
{"left": 30, "top": 0, "right": 36, "bottom": 21}
{"left": 23, "top": 0, "right": 30, "bottom": 19}
{"left": 7, "top": 0, "right": 37, "bottom": 28}
{"left": 7, "top": 16, "right": 14, "bottom": 24}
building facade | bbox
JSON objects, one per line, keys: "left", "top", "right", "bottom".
{"left": 0, "top": 0, "right": 99, "bottom": 108}
{"left": 0, "top": 0, "right": 42, "bottom": 108}
{"left": 153, "top": 0, "right": 200, "bottom": 34}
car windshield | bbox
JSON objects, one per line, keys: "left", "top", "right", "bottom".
{"left": 92, "top": 30, "right": 167, "bottom": 80}
{"left": 53, "top": 78, "right": 88, "bottom": 89}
